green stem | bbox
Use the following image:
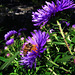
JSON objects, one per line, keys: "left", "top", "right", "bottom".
{"left": 43, "top": 26, "right": 48, "bottom": 32}
{"left": 45, "top": 56, "right": 71, "bottom": 73}
{"left": 57, "top": 21, "right": 73, "bottom": 55}
{"left": 48, "top": 68, "right": 57, "bottom": 75}
{"left": 55, "top": 44, "right": 59, "bottom": 52}
{"left": 11, "top": 45, "right": 15, "bottom": 52}
{"left": 7, "top": 48, "right": 13, "bottom": 55}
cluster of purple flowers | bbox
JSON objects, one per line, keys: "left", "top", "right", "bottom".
{"left": 4, "top": 28, "right": 27, "bottom": 45}
{"left": 32, "top": 0, "right": 75, "bottom": 27}
{"left": 4, "top": 30, "right": 17, "bottom": 45}
{"left": 20, "top": 30, "right": 49, "bottom": 68}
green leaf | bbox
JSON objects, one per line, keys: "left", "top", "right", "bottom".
{"left": 0, "top": 5, "right": 3, "bottom": 7}
{"left": 0, "top": 40, "right": 4, "bottom": 43}
{"left": 70, "top": 31, "right": 75, "bottom": 35}
{"left": 0, "top": 56, "right": 9, "bottom": 62}
{"left": 36, "top": 67, "right": 40, "bottom": 72}
{"left": 0, "top": 51, "right": 19, "bottom": 70}
{"left": 9, "top": 73, "right": 19, "bottom": 75}
{"left": 0, "top": 72, "right": 2, "bottom": 75}
{"left": 59, "top": 18, "right": 66, "bottom": 21}
{"left": 53, "top": 42, "right": 65, "bottom": 45}
{"left": 71, "top": 36, "right": 75, "bottom": 43}
{"left": 51, "top": 23, "right": 57, "bottom": 26}
{"left": 69, "top": 44, "right": 74, "bottom": 50}
{"left": 54, "top": 55, "right": 61, "bottom": 62}
{"left": 66, "top": 38, "right": 71, "bottom": 44}
{"left": 0, "top": 27, "right": 6, "bottom": 32}
{"left": 57, "top": 55, "right": 72, "bottom": 62}
{"left": 45, "top": 72, "right": 50, "bottom": 75}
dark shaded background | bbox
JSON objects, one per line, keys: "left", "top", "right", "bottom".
{"left": 0, "top": 0, "right": 75, "bottom": 48}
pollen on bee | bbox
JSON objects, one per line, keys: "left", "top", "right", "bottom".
{"left": 31, "top": 44, "right": 38, "bottom": 53}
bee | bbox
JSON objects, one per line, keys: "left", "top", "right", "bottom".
{"left": 23, "top": 43, "right": 33, "bottom": 56}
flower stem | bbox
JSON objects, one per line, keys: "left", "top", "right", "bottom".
{"left": 6, "top": 48, "right": 13, "bottom": 55}
{"left": 48, "top": 68, "right": 57, "bottom": 75}
{"left": 45, "top": 56, "right": 71, "bottom": 73}
{"left": 57, "top": 21, "right": 73, "bottom": 55}
{"left": 11, "top": 45, "right": 15, "bottom": 52}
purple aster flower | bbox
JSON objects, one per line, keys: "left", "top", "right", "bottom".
{"left": 6, "top": 39, "right": 14, "bottom": 45}
{"left": 72, "top": 24, "right": 75, "bottom": 28}
{"left": 17, "top": 32, "right": 21, "bottom": 37}
{"left": 32, "top": 0, "right": 75, "bottom": 27}
{"left": 20, "top": 30, "right": 49, "bottom": 68}
{"left": 4, "top": 30, "right": 17, "bottom": 40}
{"left": 18, "top": 28, "right": 27, "bottom": 33}
{"left": 56, "top": 0, "right": 75, "bottom": 11}
{"left": 65, "top": 22, "right": 70, "bottom": 26}
{"left": 17, "top": 28, "right": 27, "bottom": 37}
{"left": 60, "top": 20, "right": 70, "bottom": 26}
{"left": 32, "top": 1, "right": 56, "bottom": 27}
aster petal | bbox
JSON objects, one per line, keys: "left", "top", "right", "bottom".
{"left": 32, "top": 1, "right": 54, "bottom": 26}
{"left": 39, "top": 48, "right": 47, "bottom": 53}
{"left": 56, "top": 0, "right": 75, "bottom": 11}
{"left": 6, "top": 39, "right": 14, "bottom": 45}
{"left": 4, "top": 30, "right": 17, "bottom": 40}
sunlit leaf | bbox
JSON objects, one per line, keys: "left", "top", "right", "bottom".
{"left": 66, "top": 38, "right": 71, "bottom": 44}
{"left": 36, "top": 67, "right": 40, "bottom": 72}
